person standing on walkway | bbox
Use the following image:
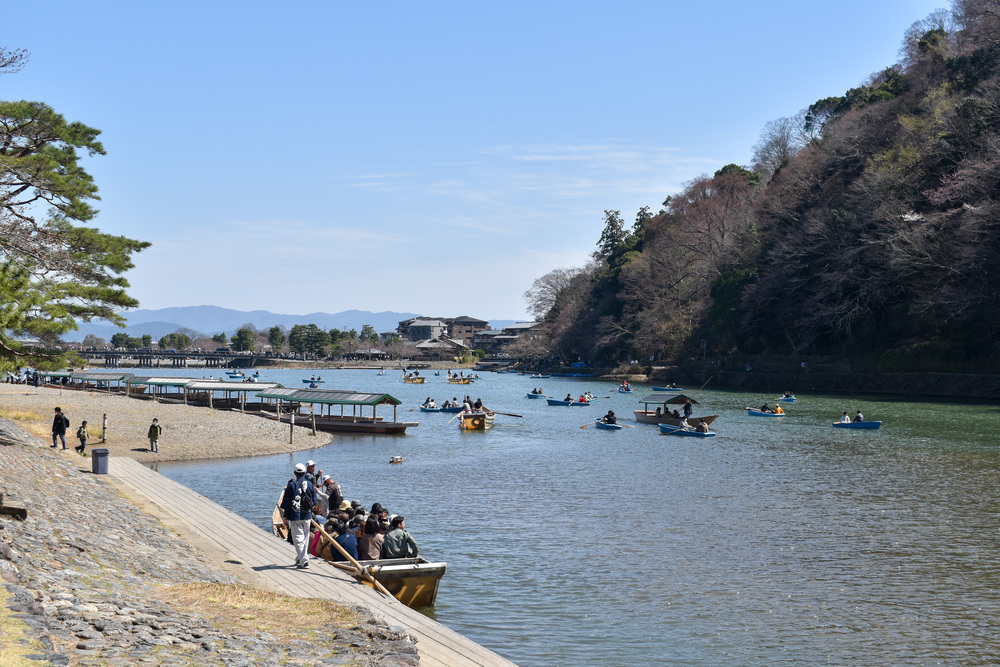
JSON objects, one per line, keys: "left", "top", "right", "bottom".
{"left": 147, "top": 418, "right": 162, "bottom": 453}
{"left": 281, "top": 463, "right": 317, "bottom": 569}
{"left": 51, "top": 407, "right": 69, "bottom": 449}
{"left": 75, "top": 421, "right": 89, "bottom": 455}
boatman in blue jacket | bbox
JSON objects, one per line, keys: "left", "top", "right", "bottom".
{"left": 281, "top": 463, "right": 317, "bottom": 569}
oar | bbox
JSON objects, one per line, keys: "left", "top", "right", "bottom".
{"left": 310, "top": 519, "right": 394, "bottom": 600}
{"left": 691, "top": 375, "right": 714, "bottom": 399}
{"left": 580, "top": 421, "right": 594, "bottom": 429}
{"left": 447, "top": 412, "right": 464, "bottom": 424}
{"left": 490, "top": 411, "right": 522, "bottom": 418}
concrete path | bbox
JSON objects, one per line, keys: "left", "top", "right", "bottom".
{"left": 104, "top": 455, "right": 517, "bottom": 667}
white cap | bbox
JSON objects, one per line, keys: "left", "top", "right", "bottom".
{"left": 294, "top": 463, "right": 306, "bottom": 473}
{"left": 306, "top": 460, "right": 315, "bottom": 467}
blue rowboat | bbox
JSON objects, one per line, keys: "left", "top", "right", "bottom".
{"left": 594, "top": 419, "right": 623, "bottom": 430}
{"left": 525, "top": 393, "right": 546, "bottom": 399}
{"left": 302, "top": 379, "right": 325, "bottom": 384}
{"left": 618, "top": 387, "right": 633, "bottom": 393}
{"left": 651, "top": 386, "right": 682, "bottom": 392}
{"left": 658, "top": 423, "right": 715, "bottom": 437}
{"left": 547, "top": 399, "right": 592, "bottom": 406}
{"left": 746, "top": 408, "right": 784, "bottom": 417}
{"left": 778, "top": 396, "right": 797, "bottom": 402}
{"left": 419, "top": 406, "right": 442, "bottom": 413}
{"left": 440, "top": 406, "right": 463, "bottom": 413}
{"left": 832, "top": 421, "right": 881, "bottom": 429}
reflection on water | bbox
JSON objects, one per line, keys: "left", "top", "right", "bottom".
{"left": 151, "top": 369, "right": 1000, "bottom": 666}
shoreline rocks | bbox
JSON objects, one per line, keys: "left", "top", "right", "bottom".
{"left": 0, "top": 431, "right": 420, "bottom": 665}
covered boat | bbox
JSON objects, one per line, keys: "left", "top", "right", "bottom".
{"left": 634, "top": 392, "right": 717, "bottom": 427}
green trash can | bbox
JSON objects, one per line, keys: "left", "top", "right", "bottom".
{"left": 91, "top": 448, "right": 109, "bottom": 475}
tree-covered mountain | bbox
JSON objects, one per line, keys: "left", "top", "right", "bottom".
{"left": 525, "top": 1, "right": 1000, "bottom": 371}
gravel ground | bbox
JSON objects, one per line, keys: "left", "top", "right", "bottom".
{"left": 0, "top": 383, "right": 331, "bottom": 463}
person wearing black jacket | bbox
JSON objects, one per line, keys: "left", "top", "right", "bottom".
{"left": 51, "top": 407, "right": 69, "bottom": 449}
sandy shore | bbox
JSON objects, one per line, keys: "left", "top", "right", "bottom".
{"left": 0, "top": 382, "right": 331, "bottom": 462}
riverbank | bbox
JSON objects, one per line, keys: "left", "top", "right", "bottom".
{"left": 0, "top": 426, "right": 419, "bottom": 665}
{"left": 0, "top": 383, "right": 331, "bottom": 463}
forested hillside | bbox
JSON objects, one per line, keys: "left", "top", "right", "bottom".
{"left": 524, "top": 1, "right": 1000, "bottom": 372}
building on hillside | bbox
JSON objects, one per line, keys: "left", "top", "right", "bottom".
{"left": 444, "top": 316, "right": 490, "bottom": 347}
{"left": 397, "top": 317, "right": 448, "bottom": 342}
{"left": 473, "top": 321, "right": 540, "bottom": 355}
{"left": 408, "top": 336, "right": 469, "bottom": 360}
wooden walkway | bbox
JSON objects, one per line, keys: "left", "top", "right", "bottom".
{"left": 104, "top": 456, "right": 516, "bottom": 667}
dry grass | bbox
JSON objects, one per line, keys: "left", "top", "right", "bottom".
{"left": 0, "top": 406, "right": 49, "bottom": 439}
{"left": 0, "top": 585, "right": 44, "bottom": 667}
{"left": 157, "top": 582, "right": 363, "bottom": 641}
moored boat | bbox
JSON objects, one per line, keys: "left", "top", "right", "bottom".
{"left": 271, "top": 497, "right": 445, "bottom": 608}
{"left": 832, "top": 420, "right": 882, "bottom": 429}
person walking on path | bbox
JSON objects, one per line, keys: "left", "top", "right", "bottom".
{"left": 51, "top": 407, "right": 70, "bottom": 449}
{"left": 75, "top": 421, "right": 89, "bottom": 455}
{"left": 147, "top": 418, "right": 162, "bottom": 453}
{"left": 281, "top": 463, "right": 317, "bottom": 569}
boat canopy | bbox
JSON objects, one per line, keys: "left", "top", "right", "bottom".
{"left": 638, "top": 392, "right": 699, "bottom": 405}
{"left": 255, "top": 387, "right": 402, "bottom": 406}
{"left": 184, "top": 380, "right": 282, "bottom": 392}
{"left": 127, "top": 376, "right": 200, "bottom": 387}
{"left": 69, "top": 371, "right": 134, "bottom": 382}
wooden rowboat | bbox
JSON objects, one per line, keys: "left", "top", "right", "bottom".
{"left": 402, "top": 376, "right": 425, "bottom": 384}
{"left": 634, "top": 411, "right": 718, "bottom": 427}
{"left": 832, "top": 421, "right": 881, "bottom": 429}
{"left": 458, "top": 411, "right": 495, "bottom": 430}
{"left": 594, "top": 419, "right": 623, "bottom": 430}
{"left": 272, "top": 494, "right": 446, "bottom": 608}
{"left": 447, "top": 377, "right": 473, "bottom": 384}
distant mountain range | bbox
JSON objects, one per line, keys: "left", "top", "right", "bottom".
{"left": 67, "top": 306, "right": 517, "bottom": 342}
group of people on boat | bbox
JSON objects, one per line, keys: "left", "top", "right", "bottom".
{"left": 280, "top": 460, "right": 420, "bottom": 570}
{"left": 563, "top": 392, "right": 596, "bottom": 403}
{"left": 620, "top": 380, "right": 631, "bottom": 391}
{"left": 678, "top": 418, "right": 712, "bottom": 433}
{"left": 602, "top": 410, "right": 617, "bottom": 424}
{"left": 758, "top": 403, "right": 785, "bottom": 414}
{"left": 529, "top": 387, "right": 546, "bottom": 395}
{"left": 782, "top": 391, "right": 795, "bottom": 399}
{"left": 838, "top": 410, "right": 865, "bottom": 422}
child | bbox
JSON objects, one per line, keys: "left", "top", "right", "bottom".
{"left": 75, "top": 421, "right": 89, "bottom": 455}
{"left": 148, "top": 418, "right": 162, "bottom": 453}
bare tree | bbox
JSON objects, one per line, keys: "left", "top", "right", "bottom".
{"left": 524, "top": 266, "right": 585, "bottom": 319}
{"left": 752, "top": 115, "right": 807, "bottom": 180}
{"left": 0, "top": 46, "right": 28, "bottom": 76}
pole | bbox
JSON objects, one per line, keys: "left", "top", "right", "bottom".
{"left": 290, "top": 411, "right": 295, "bottom": 445}
{"left": 310, "top": 519, "right": 394, "bottom": 599}
{"left": 102, "top": 413, "right": 107, "bottom": 443}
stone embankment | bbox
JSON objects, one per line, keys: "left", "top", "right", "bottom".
{"left": 0, "top": 420, "right": 419, "bottom": 666}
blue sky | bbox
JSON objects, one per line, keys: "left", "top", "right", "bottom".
{"left": 4, "top": 1, "right": 944, "bottom": 320}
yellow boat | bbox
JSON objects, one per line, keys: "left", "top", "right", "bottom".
{"left": 402, "top": 376, "right": 425, "bottom": 384}
{"left": 458, "top": 411, "right": 495, "bottom": 430}
{"left": 447, "top": 377, "right": 473, "bottom": 384}
{"left": 271, "top": 495, "right": 446, "bottom": 608}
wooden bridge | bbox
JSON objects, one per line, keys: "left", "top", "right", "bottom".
{"left": 105, "top": 456, "right": 517, "bottom": 667}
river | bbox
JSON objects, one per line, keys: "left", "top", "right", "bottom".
{"left": 147, "top": 368, "right": 1000, "bottom": 666}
